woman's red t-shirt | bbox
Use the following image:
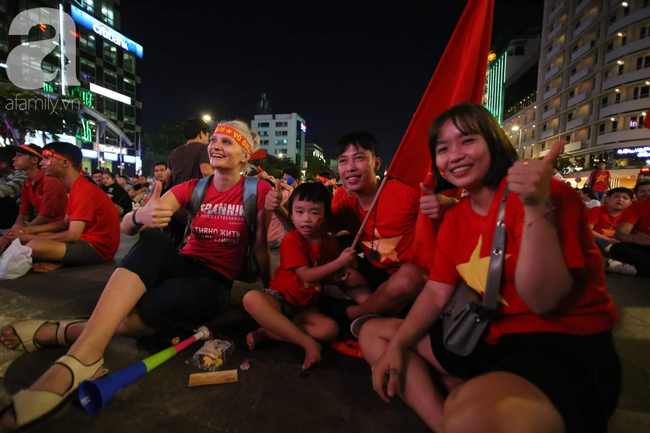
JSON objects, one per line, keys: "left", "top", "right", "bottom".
{"left": 430, "top": 177, "right": 619, "bottom": 343}
{"left": 171, "top": 177, "right": 271, "bottom": 281}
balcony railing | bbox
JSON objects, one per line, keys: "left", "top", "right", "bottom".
{"left": 543, "top": 107, "right": 557, "bottom": 120}
{"left": 569, "top": 66, "right": 589, "bottom": 85}
{"left": 550, "top": 1, "right": 565, "bottom": 20}
{"left": 600, "top": 98, "right": 650, "bottom": 118}
{"left": 602, "top": 67, "right": 650, "bottom": 90}
{"left": 596, "top": 127, "right": 650, "bottom": 145}
{"left": 574, "top": 16, "right": 594, "bottom": 38}
{"left": 548, "top": 24, "right": 564, "bottom": 41}
{"left": 604, "top": 36, "right": 650, "bottom": 63}
{"left": 608, "top": 6, "right": 650, "bottom": 36}
{"left": 546, "top": 65, "right": 561, "bottom": 80}
{"left": 571, "top": 41, "right": 593, "bottom": 62}
{"left": 566, "top": 116, "right": 585, "bottom": 129}
{"left": 541, "top": 128, "right": 556, "bottom": 139}
{"left": 544, "top": 87, "right": 559, "bottom": 100}
{"left": 568, "top": 92, "right": 587, "bottom": 108}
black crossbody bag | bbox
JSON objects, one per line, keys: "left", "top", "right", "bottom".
{"left": 441, "top": 187, "right": 509, "bottom": 357}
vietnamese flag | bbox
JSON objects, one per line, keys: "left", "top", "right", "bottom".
{"left": 385, "top": 0, "right": 494, "bottom": 271}
{"left": 386, "top": 0, "right": 494, "bottom": 187}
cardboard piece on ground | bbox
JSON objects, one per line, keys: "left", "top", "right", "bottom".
{"left": 188, "top": 369, "right": 238, "bottom": 387}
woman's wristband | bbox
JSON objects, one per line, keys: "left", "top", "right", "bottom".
{"left": 132, "top": 209, "right": 144, "bottom": 227}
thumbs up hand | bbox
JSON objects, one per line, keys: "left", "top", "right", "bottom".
{"left": 507, "top": 141, "right": 566, "bottom": 207}
{"left": 264, "top": 178, "right": 283, "bottom": 212}
{"left": 136, "top": 181, "right": 173, "bottom": 228}
{"left": 420, "top": 182, "right": 457, "bottom": 220}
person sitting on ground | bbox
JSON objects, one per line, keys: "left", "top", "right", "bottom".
{"left": 101, "top": 171, "right": 133, "bottom": 217}
{"left": 587, "top": 187, "right": 633, "bottom": 255}
{"left": 283, "top": 168, "right": 302, "bottom": 188}
{"left": 117, "top": 174, "right": 133, "bottom": 193}
{"left": 577, "top": 186, "right": 601, "bottom": 209}
{"left": 91, "top": 169, "right": 104, "bottom": 187}
{"left": 610, "top": 180, "right": 650, "bottom": 278}
{"left": 585, "top": 161, "right": 611, "bottom": 203}
{"left": 0, "top": 120, "right": 275, "bottom": 431}
{"left": 633, "top": 179, "right": 650, "bottom": 202}
{"left": 244, "top": 182, "right": 358, "bottom": 369}
{"left": 128, "top": 175, "right": 149, "bottom": 203}
{"left": 1, "top": 142, "right": 120, "bottom": 273}
{"left": 0, "top": 145, "right": 68, "bottom": 253}
{"left": 141, "top": 162, "right": 169, "bottom": 207}
{"left": 0, "top": 147, "right": 26, "bottom": 229}
{"left": 359, "top": 103, "right": 620, "bottom": 433}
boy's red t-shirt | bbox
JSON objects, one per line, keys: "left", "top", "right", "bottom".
{"left": 331, "top": 180, "right": 419, "bottom": 274}
{"left": 587, "top": 205, "right": 622, "bottom": 238}
{"left": 172, "top": 176, "right": 272, "bottom": 281}
{"left": 588, "top": 170, "right": 611, "bottom": 192}
{"left": 430, "top": 177, "right": 618, "bottom": 343}
{"left": 67, "top": 177, "right": 120, "bottom": 262}
{"left": 619, "top": 198, "right": 650, "bottom": 236}
{"left": 20, "top": 171, "right": 68, "bottom": 220}
{"left": 269, "top": 230, "right": 339, "bottom": 307}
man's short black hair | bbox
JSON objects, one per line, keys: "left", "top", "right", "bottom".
{"left": 283, "top": 168, "right": 301, "bottom": 180}
{"left": 634, "top": 180, "right": 650, "bottom": 195}
{"left": 44, "top": 142, "right": 83, "bottom": 168}
{"left": 182, "top": 118, "right": 210, "bottom": 141}
{"left": 288, "top": 182, "right": 332, "bottom": 222}
{"left": 92, "top": 169, "right": 103, "bottom": 175}
{"left": 335, "top": 132, "right": 378, "bottom": 158}
{"left": 606, "top": 187, "right": 633, "bottom": 200}
{"left": 580, "top": 187, "right": 598, "bottom": 200}
{"left": 0, "top": 147, "right": 14, "bottom": 165}
{"left": 154, "top": 161, "right": 167, "bottom": 169}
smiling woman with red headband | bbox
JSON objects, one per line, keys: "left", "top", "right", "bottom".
{"left": 0, "top": 120, "right": 274, "bottom": 431}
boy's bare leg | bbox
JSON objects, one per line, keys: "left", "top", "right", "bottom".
{"left": 340, "top": 268, "right": 373, "bottom": 304}
{"left": 25, "top": 238, "right": 66, "bottom": 273}
{"left": 242, "top": 290, "right": 324, "bottom": 370}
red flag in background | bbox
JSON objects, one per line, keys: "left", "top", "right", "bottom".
{"left": 386, "top": 0, "right": 495, "bottom": 187}
{"left": 386, "top": 0, "right": 494, "bottom": 272}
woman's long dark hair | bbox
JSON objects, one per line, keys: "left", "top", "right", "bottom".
{"left": 428, "top": 103, "right": 518, "bottom": 191}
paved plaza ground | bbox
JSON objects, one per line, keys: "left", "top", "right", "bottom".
{"left": 0, "top": 232, "right": 648, "bottom": 432}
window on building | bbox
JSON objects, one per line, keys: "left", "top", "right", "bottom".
{"left": 604, "top": 70, "right": 610, "bottom": 79}
{"left": 589, "top": 103, "right": 594, "bottom": 114}
{"left": 612, "top": 120, "right": 618, "bottom": 132}
{"left": 606, "top": 43, "right": 613, "bottom": 53}
{"left": 575, "top": 20, "right": 581, "bottom": 30}
{"left": 123, "top": 53, "right": 135, "bottom": 74}
{"left": 545, "top": 85, "right": 550, "bottom": 92}
{"left": 570, "top": 67, "right": 577, "bottom": 76}
{"left": 542, "top": 124, "right": 547, "bottom": 132}
{"left": 104, "top": 70, "right": 117, "bottom": 90}
{"left": 80, "top": 58, "right": 95, "bottom": 81}
{"left": 609, "top": 15, "right": 617, "bottom": 25}
{"left": 261, "top": 140, "right": 269, "bottom": 145}
{"left": 618, "top": 64, "right": 624, "bottom": 75}
{"left": 645, "top": 55, "right": 650, "bottom": 68}
{"left": 637, "top": 57, "right": 643, "bottom": 70}
{"left": 101, "top": 3, "right": 114, "bottom": 26}
{"left": 568, "top": 112, "right": 573, "bottom": 121}
{"left": 641, "top": 115, "right": 646, "bottom": 127}
{"left": 565, "top": 135, "right": 572, "bottom": 143}
{"left": 124, "top": 105, "right": 135, "bottom": 125}
{"left": 104, "top": 98, "right": 117, "bottom": 120}
{"left": 592, "top": 77, "right": 596, "bottom": 90}
{"left": 602, "top": 96, "right": 608, "bottom": 107}
{"left": 79, "top": 28, "right": 95, "bottom": 54}
{"left": 0, "top": 22, "right": 7, "bottom": 52}
{"left": 594, "top": 52, "right": 598, "bottom": 64}
{"left": 274, "top": 139, "right": 288, "bottom": 145}
{"left": 631, "top": 116, "right": 639, "bottom": 128}
{"left": 587, "top": 128, "right": 591, "bottom": 139}
{"left": 258, "top": 122, "right": 269, "bottom": 127}
{"left": 275, "top": 121, "right": 288, "bottom": 127}
{"left": 624, "top": 6, "right": 630, "bottom": 16}
{"left": 569, "top": 89, "right": 575, "bottom": 98}
{"left": 642, "top": 27, "right": 648, "bottom": 39}
{"left": 572, "top": 44, "right": 579, "bottom": 53}
{"left": 258, "top": 131, "right": 269, "bottom": 137}
{"left": 123, "top": 77, "right": 135, "bottom": 98}
{"left": 622, "top": 35, "right": 627, "bottom": 46}
{"left": 642, "top": 86, "right": 650, "bottom": 98}
{"left": 103, "top": 43, "right": 117, "bottom": 64}
{"left": 84, "top": 0, "right": 94, "bottom": 13}
{"left": 615, "top": 92, "right": 621, "bottom": 103}
{"left": 599, "top": 124, "right": 605, "bottom": 135}
{"left": 547, "top": 65, "right": 551, "bottom": 72}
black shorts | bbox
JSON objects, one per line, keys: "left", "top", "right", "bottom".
{"left": 118, "top": 229, "right": 233, "bottom": 332}
{"left": 355, "top": 257, "right": 392, "bottom": 291}
{"left": 429, "top": 322, "right": 621, "bottom": 433}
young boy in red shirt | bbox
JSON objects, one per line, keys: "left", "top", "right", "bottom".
{"left": 243, "top": 183, "right": 358, "bottom": 370}
{"left": 587, "top": 187, "right": 633, "bottom": 255}
{"left": 3, "top": 142, "right": 120, "bottom": 273}
{"left": 611, "top": 183, "right": 650, "bottom": 277}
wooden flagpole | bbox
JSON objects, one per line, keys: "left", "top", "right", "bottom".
{"left": 349, "top": 175, "right": 390, "bottom": 251}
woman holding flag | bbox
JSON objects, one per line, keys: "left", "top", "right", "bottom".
{"left": 359, "top": 104, "right": 621, "bottom": 433}
{"left": 0, "top": 120, "right": 274, "bottom": 430}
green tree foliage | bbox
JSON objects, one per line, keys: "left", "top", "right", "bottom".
{"left": 0, "top": 84, "right": 82, "bottom": 144}
{"left": 303, "top": 155, "right": 330, "bottom": 179}
{"left": 256, "top": 155, "right": 300, "bottom": 179}
{"left": 140, "top": 124, "right": 184, "bottom": 175}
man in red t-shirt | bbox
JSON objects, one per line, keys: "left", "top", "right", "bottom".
{"left": 3, "top": 142, "right": 120, "bottom": 273}
{"left": 611, "top": 186, "right": 650, "bottom": 277}
{"left": 0, "top": 145, "right": 67, "bottom": 253}
{"left": 587, "top": 187, "right": 632, "bottom": 254}
{"left": 585, "top": 161, "right": 611, "bottom": 203}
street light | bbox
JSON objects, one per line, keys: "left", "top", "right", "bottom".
{"left": 202, "top": 115, "right": 211, "bottom": 122}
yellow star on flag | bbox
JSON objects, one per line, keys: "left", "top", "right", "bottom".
{"left": 596, "top": 173, "right": 607, "bottom": 183}
{"left": 361, "top": 228, "right": 402, "bottom": 263}
{"left": 455, "top": 235, "right": 510, "bottom": 306}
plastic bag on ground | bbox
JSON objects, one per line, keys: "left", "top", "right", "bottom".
{"left": 0, "top": 238, "right": 32, "bottom": 280}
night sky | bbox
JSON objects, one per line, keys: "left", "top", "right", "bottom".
{"left": 120, "top": 0, "right": 545, "bottom": 168}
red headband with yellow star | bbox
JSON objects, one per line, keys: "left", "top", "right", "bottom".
{"left": 214, "top": 125, "right": 252, "bottom": 153}
{"left": 42, "top": 149, "right": 84, "bottom": 174}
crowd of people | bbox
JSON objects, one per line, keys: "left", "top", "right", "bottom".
{"left": 0, "top": 105, "right": 648, "bottom": 432}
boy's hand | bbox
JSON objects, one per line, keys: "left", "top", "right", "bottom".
{"left": 264, "top": 179, "right": 283, "bottom": 212}
{"left": 337, "top": 247, "right": 357, "bottom": 268}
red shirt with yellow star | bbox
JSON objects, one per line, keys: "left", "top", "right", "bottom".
{"left": 332, "top": 180, "right": 420, "bottom": 274}
{"left": 269, "top": 229, "right": 339, "bottom": 307}
{"left": 588, "top": 170, "right": 611, "bottom": 193}
{"left": 430, "top": 177, "right": 618, "bottom": 343}
{"left": 619, "top": 198, "right": 650, "bottom": 236}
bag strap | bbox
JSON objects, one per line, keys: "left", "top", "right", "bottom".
{"left": 181, "top": 175, "right": 213, "bottom": 247}
{"left": 243, "top": 176, "right": 259, "bottom": 231}
{"left": 482, "top": 186, "right": 509, "bottom": 311}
